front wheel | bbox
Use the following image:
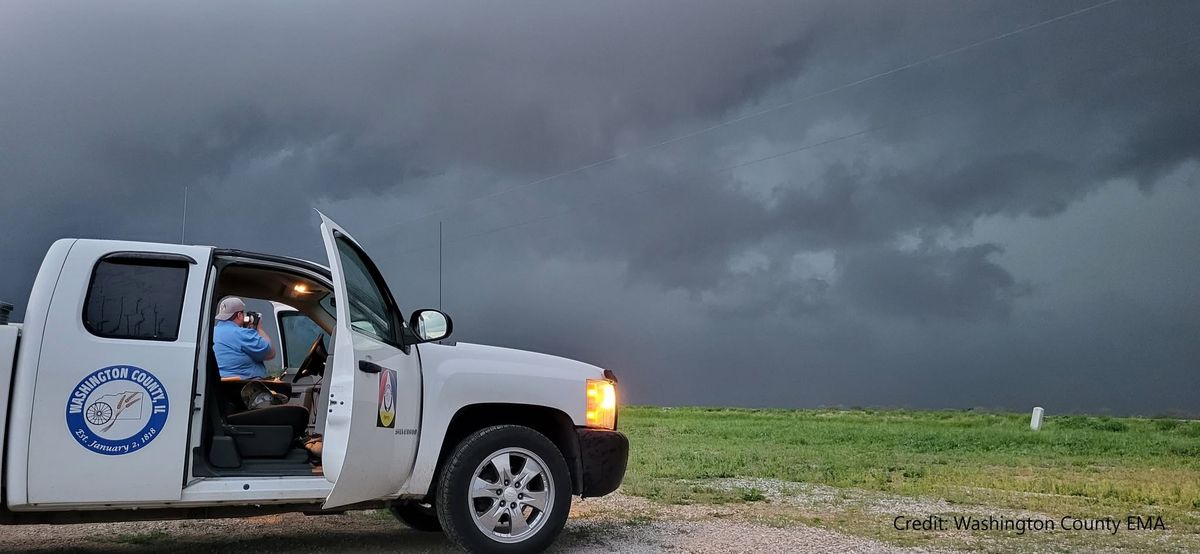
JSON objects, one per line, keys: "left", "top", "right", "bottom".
{"left": 436, "top": 425, "right": 572, "bottom": 553}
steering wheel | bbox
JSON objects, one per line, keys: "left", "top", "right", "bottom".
{"left": 291, "top": 334, "right": 329, "bottom": 383}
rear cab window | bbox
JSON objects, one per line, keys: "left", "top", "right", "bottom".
{"left": 83, "top": 256, "right": 189, "bottom": 341}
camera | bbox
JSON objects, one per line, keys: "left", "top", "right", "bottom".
{"left": 242, "top": 311, "right": 262, "bottom": 329}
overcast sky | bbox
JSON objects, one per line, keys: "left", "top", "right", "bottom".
{"left": 2, "top": 1, "right": 1198, "bottom": 415}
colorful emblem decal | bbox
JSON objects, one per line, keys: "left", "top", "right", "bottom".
{"left": 65, "top": 365, "right": 169, "bottom": 455}
{"left": 377, "top": 368, "right": 397, "bottom": 428}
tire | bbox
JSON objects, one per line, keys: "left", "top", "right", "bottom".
{"left": 436, "top": 425, "right": 572, "bottom": 553}
{"left": 388, "top": 501, "right": 442, "bottom": 532}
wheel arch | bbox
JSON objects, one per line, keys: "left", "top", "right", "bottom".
{"left": 428, "top": 404, "right": 582, "bottom": 499}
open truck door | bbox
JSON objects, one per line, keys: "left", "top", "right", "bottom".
{"left": 318, "top": 213, "right": 422, "bottom": 508}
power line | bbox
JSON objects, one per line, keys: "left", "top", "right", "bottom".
{"left": 380, "top": 30, "right": 1200, "bottom": 258}
{"left": 359, "top": 0, "right": 1124, "bottom": 240}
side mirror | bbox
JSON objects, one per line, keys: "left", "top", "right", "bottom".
{"left": 410, "top": 309, "right": 453, "bottom": 343}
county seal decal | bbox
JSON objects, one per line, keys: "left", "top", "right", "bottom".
{"left": 377, "top": 368, "right": 397, "bottom": 428}
{"left": 65, "top": 365, "right": 169, "bottom": 455}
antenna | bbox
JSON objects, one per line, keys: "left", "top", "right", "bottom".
{"left": 438, "top": 220, "right": 443, "bottom": 311}
{"left": 180, "top": 185, "right": 189, "bottom": 244}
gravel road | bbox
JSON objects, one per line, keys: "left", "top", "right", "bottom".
{"left": 0, "top": 492, "right": 943, "bottom": 554}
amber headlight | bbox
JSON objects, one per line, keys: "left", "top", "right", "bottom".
{"left": 585, "top": 379, "right": 617, "bottom": 429}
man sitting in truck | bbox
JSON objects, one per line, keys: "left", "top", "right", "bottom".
{"left": 213, "top": 296, "right": 276, "bottom": 380}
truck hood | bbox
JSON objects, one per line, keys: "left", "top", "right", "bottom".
{"left": 417, "top": 341, "right": 606, "bottom": 381}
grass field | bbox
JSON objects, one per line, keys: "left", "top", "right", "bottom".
{"left": 617, "top": 406, "right": 1200, "bottom": 552}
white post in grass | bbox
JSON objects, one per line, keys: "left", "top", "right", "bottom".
{"left": 1030, "top": 407, "right": 1044, "bottom": 431}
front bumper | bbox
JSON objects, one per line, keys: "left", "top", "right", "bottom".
{"left": 575, "top": 428, "right": 629, "bottom": 497}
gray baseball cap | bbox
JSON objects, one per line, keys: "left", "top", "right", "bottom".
{"left": 215, "top": 296, "right": 246, "bottom": 321}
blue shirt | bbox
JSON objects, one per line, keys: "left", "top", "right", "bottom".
{"left": 213, "top": 319, "right": 271, "bottom": 380}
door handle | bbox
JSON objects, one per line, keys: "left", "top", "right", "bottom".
{"left": 358, "top": 360, "right": 384, "bottom": 374}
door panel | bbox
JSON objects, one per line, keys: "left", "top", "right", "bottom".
{"left": 26, "top": 241, "right": 211, "bottom": 505}
{"left": 318, "top": 213, "right": 421, "bottom": 508}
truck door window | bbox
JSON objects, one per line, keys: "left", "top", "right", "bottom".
{"left": 83, "top": 257, "right": 189, "bottom": 341}
{"left": 335, "top": 236, "right": 400, "bottom": 344}
{"left": 279, "top": 312, "right": 328, "bottom": 368}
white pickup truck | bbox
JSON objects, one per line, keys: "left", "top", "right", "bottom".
{"left": 0, "top": 214, "right": 627, "bottom": 553}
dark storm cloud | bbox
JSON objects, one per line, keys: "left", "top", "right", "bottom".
{"left": 0, "top": 0, "right": 820, "bottom": 177}
{"left": 836, "top": 243, "right": 1028, "bottom": 320}
{"left": 528, "top": 0, "right": 1200, "bottom": 327}
{"left": 1, "top": 1, "right": 1198, "bottom": 414}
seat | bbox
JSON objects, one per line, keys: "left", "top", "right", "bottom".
{"left": 217, "top": 379, "right": 294, "bottom": 412}
{"left": 204, "top": 349, "right": 310, "bottom": 459}
{"left": 226, "top": 404, "right": 309, "bottom": 437}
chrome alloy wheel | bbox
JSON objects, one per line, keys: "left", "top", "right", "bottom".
{"left": 468, "top": 446, "right": 554, "bottom": 543}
